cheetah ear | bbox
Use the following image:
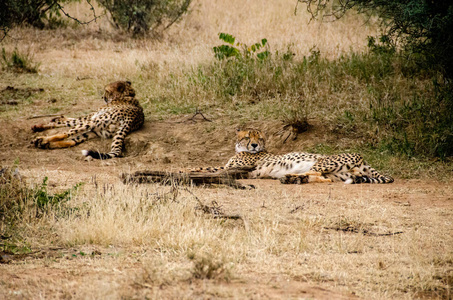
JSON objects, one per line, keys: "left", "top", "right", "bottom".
{"left": 117, "top": 84, "right": 125, "bottom": 93}
{"left": 126, "top": 81, "right": 132, "bottom": 85}
{"left": 235, "top": 127, "right": 242, "bottom": 132}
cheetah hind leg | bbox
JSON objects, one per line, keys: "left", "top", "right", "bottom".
{"left": 33, "top": 132, "right": 97, "bottom": 149}
{"left": 32, "top": 133, "right": 70, "bottom": 149}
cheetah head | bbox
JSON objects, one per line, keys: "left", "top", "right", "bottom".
{"left": 103, "top": 81, "right": 136, "bottom": 105}
{"left": 235, "top": 128, "right": 266, "bottom": 153}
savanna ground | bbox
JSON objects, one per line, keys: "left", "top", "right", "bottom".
{"left": 1, "top": 0, "right": 452, "bottom": 299}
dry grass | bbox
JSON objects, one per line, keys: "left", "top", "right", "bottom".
{"left": 2, "top": 0, "right": 379, "bottom": 77}
{"left": 2, "top": 176, "right": 452, "bottom": 299}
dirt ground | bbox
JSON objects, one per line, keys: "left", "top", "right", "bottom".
{"left": 1, "top": 116, "right": 452, "bottom": 299}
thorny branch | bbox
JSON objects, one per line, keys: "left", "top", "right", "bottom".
{"left": 55, "top": 0, "right": 104, "bottom": 25}
{"left": 1, "top": 0, "right": 103, "bottom": 42}
{"left": 295, "top": 0, "right": 361, "bottom": 22}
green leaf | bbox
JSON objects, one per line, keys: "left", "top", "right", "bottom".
{"left": 218, "top": 33, "right": 235, "bottom": 45}
{"left": 213, "top": 45, "right": 240, "bottom": 60}
{"left": 257, "top": 51, "right": 270, "bottom": 60}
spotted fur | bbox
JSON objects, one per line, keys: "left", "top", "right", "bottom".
{"left": 191, "top": 128, "right": 394, "bottom": 184}
{"left": 31, "top": 81, "right": 144, "bottom": 160}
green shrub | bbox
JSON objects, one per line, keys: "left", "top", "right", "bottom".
{"left": 298, "top": 1, "right": 453, "bottom": 81}
{"left": 213, "top": 33, "right": 269, "bottom": 61}
{"left": 33, "top": 177, "right": 83, "bottom": 216}
{"left": 0, "top": 0, "right": 78, "bottom": 32}
{"left": 97, "top": 0, "right": 192, "bottom": 37}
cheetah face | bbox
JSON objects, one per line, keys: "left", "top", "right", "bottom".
{"left": 235, "top": 128, "right": 266, "bottom": 153}
{"left": 103, "top": 81, "right": 136, "bottom": 105}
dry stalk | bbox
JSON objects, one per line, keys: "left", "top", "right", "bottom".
{"left": 324, "top": 226, "right": 404, "bottom": 237}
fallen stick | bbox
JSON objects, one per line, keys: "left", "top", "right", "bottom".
{"left": 324, "top": 226, "right": 404, "bottom": 236}
{"left": 120, "top": 167, "right": 255, "bottom": 189}
{"left": 187, "top": 188, "right": 247, "bottom": 230}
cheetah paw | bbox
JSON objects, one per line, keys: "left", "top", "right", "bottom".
{"left": 280, "top": 174, "right": 309, "bottom": 184}
{"left": 32, "top": 137, "right": 50, "bottom": 149}
{"left": 31, "top": 124, "right": 46, "bottom": 132}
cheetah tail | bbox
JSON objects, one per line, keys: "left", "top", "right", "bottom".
{"left": 353, "top": 175, "right": 394, "bottom": 184}
{"left": 82, "top": 150, "right": 117, "bottom": 160}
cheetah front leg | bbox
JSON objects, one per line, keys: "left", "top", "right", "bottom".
{"left": 82, "top": 124, "right": 130, "bottom": 159}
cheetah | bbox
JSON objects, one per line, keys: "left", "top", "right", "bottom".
{"left": 31, "top": 81, "right": 144, "bottom": 160}
{"left": 194, "top": 128, "right": 394, "bottom": 184}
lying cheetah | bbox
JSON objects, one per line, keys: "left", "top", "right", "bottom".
{"left": 31, "top": 81, "right": 144, "bottom": 160}
{"left": 194, "top": 128, "right": 394, "bottom": 184}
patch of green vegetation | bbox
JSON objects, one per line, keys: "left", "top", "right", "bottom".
{"left": 170, "top": 34, "right": 451, "bottom": 160}
{"left": 305, "top": 144, "right": 338, "bottom": 155}
{"left": 33, "top": 176, "right": 83, "bottom": 216}
{"left": 0, "top": 166, "right": 83, "bottom": 253}
{"left": 1, "top": 48, "right": 40, "bottom": 73}
{"left": 213, "top": 33, "right": 269, "bottom": 61}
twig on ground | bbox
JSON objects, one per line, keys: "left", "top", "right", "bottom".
{"left": 186, "top": 188, "right": 243, "bottom": 220}
{"left": 324, "top": 226, "right": 404, "bottom": 236}
{"left": 187, "top": 108, "right": 213, "bottom": 122}
{"left": 289, "top": 205, "right": 304, "bottom": 213}
{"left": 120, "top": 167, "right": 254, "bottom": 189}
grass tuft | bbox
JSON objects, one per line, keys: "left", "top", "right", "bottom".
{"left": 1, "top": 48, "right": 40, "bottom": 73}
{"left": 188, "top": 251, "right": 232, "bottom": 280}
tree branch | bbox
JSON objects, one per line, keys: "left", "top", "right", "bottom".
{"left": 55, "top": 0, "right": 104, "bottom": 25}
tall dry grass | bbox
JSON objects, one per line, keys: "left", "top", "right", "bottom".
{"left": 3, "top": 0, "right": 380, "bottom": 79}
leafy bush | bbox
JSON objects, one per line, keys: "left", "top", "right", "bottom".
{"left": 33, "top": 177, "right": 83, "bottom": 216}
{"left": 298, "top": 1, "right": 453, "bottom": 81}
{"left": 97, "top": 0, "right": 192, "bottom": 37}
{"left": 291, "top": 1, "right": 453, "bottom": 158}
{"left": 0, "top": 0, "right": 78, "bottom": 32}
